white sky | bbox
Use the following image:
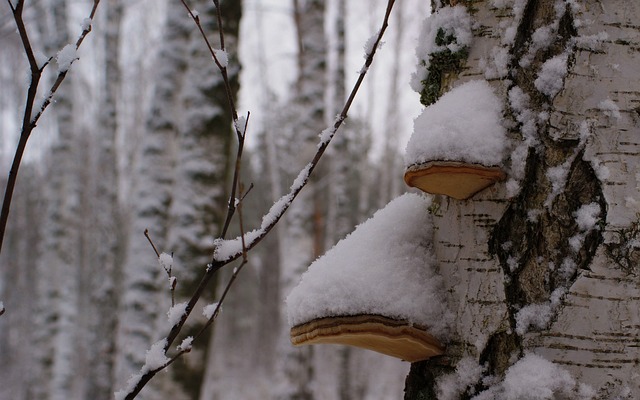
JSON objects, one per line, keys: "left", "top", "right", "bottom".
{"left": 238, "top": 0, "right": 430, "bottom": 160}
{"left": 0, "top": 0, "right": 430, "bottom": 169}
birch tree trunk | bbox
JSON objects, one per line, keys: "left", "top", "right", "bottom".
{"left": 277, "top": 1, "right": 327, "bottom": 398}
{"left": 84, "top": 1, "right": 123, "bottom": 398}
{"left": 166, "top": 0, "right": 241, "bottom": 397}
{"left": 113, "top": 1, "right": 188, "bottom": 396}
{"left": 404, "top": 1, "right": 640, "bottom": 399}
{"left": 33, "top": 1, "right": 84, "bottom": 398}
{"left": 0, "top": 165, "right": 44, "bottom": 400}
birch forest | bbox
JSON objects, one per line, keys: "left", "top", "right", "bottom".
{"left": 0, "top": 0, "right": 426, "bottom": 399}
{"left": 4, "top": 0, "right": 640, "bottom": 399}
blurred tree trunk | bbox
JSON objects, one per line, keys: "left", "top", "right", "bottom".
{"left": 33, "top": 0, "right": 84, "bottom": 398}
{"left": 377, "top": 0, "right": 405, "bottom": 209}
{"left": 277, "top": 0, "right": 327, "bottom": 399}
{"left": 324, "top": 2, "right": 355, "bottom": 400}
{"left": 165, "top": 0, "right": 241, "bottom": 398}
{"left": 404, "top": 1, "right": 640, "bottom": 398}
{"left": 84, "top": 0, "right": 124, "bottom": 398}
{"left": 0, "top": 165, "right": 45, "bottom": 399}
{"left": 113, "top": 1, "right": 189, "bottom": 397}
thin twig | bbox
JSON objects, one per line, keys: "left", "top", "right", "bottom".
{"left": 166, "top": 184, "right": 251, "bottom": 365}
{"left": 0, "top": 0, "right": 100, "bottom": 254}
{"left": 179, "top": 0, "right": 249, "bottom": 240}
{"left": 221, "top": 112, "right": 250, "bottom": 238}
{"left": 212, "top": 0, "right": 397, "bottom": 265}
{"left": 145, "top": 229, "right": 177, "bottom": 306}
{"left": 144, "top": 229, "right": 161, "bottom": 258}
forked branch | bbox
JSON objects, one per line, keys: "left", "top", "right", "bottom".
{"left": 0, "top": 0, "right": 100, "bottom": 254}
{"left": 118, "top": 0, "right": 396, "bottom": 398}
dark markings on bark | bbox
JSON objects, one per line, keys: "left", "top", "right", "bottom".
{"left": 479, "top": 331, "right": 521, "bottom": 377}
{"left": 487, "top": 0, "right": 606, "bottom": 377}
{"left": 403, "top": 357, "right": 454, "bottom": 400}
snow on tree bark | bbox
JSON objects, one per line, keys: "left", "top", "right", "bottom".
{"left": 113, "top": 1, "right": 189, "bottom": 396}
{"left": 0, "top": 165, "right": 45, "bottom": 400}
{"left": 163, "top": 0, "right": 241, "bottom": 397}
{"left": 84, "top": 0, "right": 124, "bottom": 398}
{"left": 30, "top": 0, "right": 85, "bottom": 398}
{"left": 276, "top": 1, "right": 327, "bottom": 399}
{"left": 404, "top": 1, "right": 640, "bottom": 399}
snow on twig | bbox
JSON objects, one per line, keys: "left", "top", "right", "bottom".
{"left": 0, "top": 0, "right": 100, "bottom": 254}
{"left": 119, "top": 1, "right": 397, "bottom": 398}
{"left": 213, "top": 0, "right": 397, "bottom": 264}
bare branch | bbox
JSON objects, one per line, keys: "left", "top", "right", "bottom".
{"left": 0, "top": 0, "right": 101, "bottom": 254}
{"left": 30, "top": 0, "right": 101, "bottom": 127}
{"left": 118, "top": 1, "right": 396, "bottom": 398}
{"left": 144, "top": 229, "right": 161, "bottom": 258}
{"left": 212, "top": 0, "right": 397, "bottom": 265}
{"left": 221, "top": 112, "right": 251, "bottom": 237}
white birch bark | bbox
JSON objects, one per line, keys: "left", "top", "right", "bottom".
{"left": 0, "top": 166, "right": 45, "bottom": 400}
{"left": 405, "top": 1, "right": 640, "bottom": 398}
{"left": 32, "top": 1, "right": 84, "bottom": 398}
{"left": 113, "top": 1, "right": 188, "bottom": 395}
{"left": 276, "top": 1, "right": 327, "bottom": 399}
{"left": 83, "top": 1, "right": 123, "bottom": 398}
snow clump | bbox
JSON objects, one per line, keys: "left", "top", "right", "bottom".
{"left": 203, "top": 302, "right": 219, "bottom": 320}
{"left": 167, "top": 302, "right": 188, "bottom": 326}
{"left": 598, "top": 99, "right": 621, "bottom": 120}
{"left": 436, "top": 357, "right": 485, "bottom": 400}
{"left": 534, "top": 52, "right": 569, "bottom": 98}
{"left": 286, "top": 193, "right": 451, "bottom": 339}
{"left": 472, "top": 353, "right": 595, "bottom": 400}
{"left": 405, "top": 80, "right": 507, "bottom": 167}
{"left": 574, "top": 202, "right": 601, "bottom": 231}
{"left": 56, "top": 44, "right": 77, "bottom": 73}
{"left": 177, "top": 336, "right": 194, "bottom": 352}
{"left": 159, "top": 252, "right": 173, "bottom": 271}
{"left": 213, "top": 49, "right": 228, "bottom": 68}
{"left": 515, "top": 288, "right": 565, "bottom": 335}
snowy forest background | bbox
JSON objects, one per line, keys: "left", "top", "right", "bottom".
{"left": 0, "top": 0, "right": 431, "bottom": 398}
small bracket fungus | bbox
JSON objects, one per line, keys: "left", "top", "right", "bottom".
{"left": 286, "top": 193, "right": 451, "bottom": 361}
{"left": 404, "top": 80, "right": 507, "bottom": 200}
{"left": 405, "top": 161, "right": 506, "bottom": 200}
{"left": 291, "top": 315, "right": 444, "bottom": 362}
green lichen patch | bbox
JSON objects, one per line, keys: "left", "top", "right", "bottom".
{"left": 419, "top": 28, "right": 469, "bottom": 106}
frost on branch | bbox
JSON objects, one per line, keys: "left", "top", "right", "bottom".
{"left": 363, "top": 30, "right": 383, "bottom": 58}
{"left": 286, "top": 193, "right": 451, "bottom": 338}
{"left": 177, "top": 336, "right": 193, "bottom": 352}
{"left": 213, "top": 163, "right": 312, "bottom": 262}
{"left": 56, "top": 44, "right": 77, "bottom": 73}
{"left": 114, "top": 339, "right": 170, "bottom": 400}
{"left": 167, "top": 301, "right": 188, "bottom": 326}
{"left": 202, "top": 302, "right": 219, "bottom": 320}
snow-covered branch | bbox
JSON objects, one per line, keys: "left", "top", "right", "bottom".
{"left": 0, "top": 0, "right": 100, "bottom": 254}
{"left": 116, "top": 1, "right": 397, "bottom": 398}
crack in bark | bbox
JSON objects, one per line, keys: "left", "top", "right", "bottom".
{"left": 404, "top": 357, "right": 455, "bottom": 400}
{"left": 486, "top": 0, "right": 606, "bottom": 378}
